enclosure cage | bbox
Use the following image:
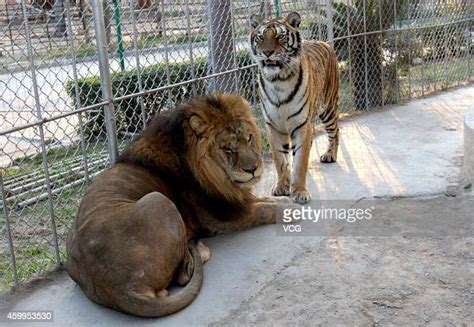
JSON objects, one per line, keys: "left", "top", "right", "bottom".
{"left": 0, "top": 0, "right": 473, "bottom": 292}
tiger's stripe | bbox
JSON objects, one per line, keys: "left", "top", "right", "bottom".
{"left": 250, "top": 12, "right": 340, "bottom": 204}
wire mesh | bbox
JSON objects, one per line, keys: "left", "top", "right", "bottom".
{"left": 0, "top": 0, "right": 473, "bottom": 292}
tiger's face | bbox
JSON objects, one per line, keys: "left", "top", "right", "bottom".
{"left": 250, "top": 12, "right": 302, "bottom": 78}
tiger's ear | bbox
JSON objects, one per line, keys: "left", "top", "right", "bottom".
{"left": 286, "top": 12, "right": 301, "bottom": 28}
{"left": 250, "top": 14, "right": 263, "bottom": 29}
{"left": 189, "top": 114, "right": 208, "bottom": 137}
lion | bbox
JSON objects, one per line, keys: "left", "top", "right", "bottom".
{"left": 66, "top": 93, "right": 288, "bottom": 317}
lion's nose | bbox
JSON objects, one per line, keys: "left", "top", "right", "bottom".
{"left": 262, "top": 49, "right": 274, "bottom": 57}
{"left": 243, "top": 166, "right": 257, "bottom": 175}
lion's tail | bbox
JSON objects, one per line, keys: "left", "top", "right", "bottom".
{"left": 118, "top": 243, "right": 203, "bottom": 318}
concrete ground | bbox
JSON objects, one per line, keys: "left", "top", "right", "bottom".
{"left": 1, "top": 86, "right": 473, "bottom": 326}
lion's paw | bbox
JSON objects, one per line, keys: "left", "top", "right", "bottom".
{"left": 156, "top": 289, "right": 168, "bottom": 297}
{"left": 291, "top": 189, "right": 311, "bottom": 204}
{"left": 197, "top": 240, "right": 211, "bottom": 263}
{"left": 177, "top": 250, "right": 194, "bottom": 286}
{"left": 272, "top": 183, "right": 291, "bottom": 196}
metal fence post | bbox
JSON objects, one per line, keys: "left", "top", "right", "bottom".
{"left": 91, "top": 0, "right": 119, "bottom": 163}
{"left": 207, "top": 0, "right": 238, "bottom": 93}
{"left": 316, "top": 1, "right": 322, "bottom": 40}
{"left": 325, "top": 0, "right": 334, "bottom": 45}
{"left": 273, "top": 0, "right": 281, "bottom": 17}
{"left": 1, "top": 174, "right": 19, "bottom": 289}
{"left": 130, "top": 5, "right": 147, "bottom": 129}
{"left": 20, "top": 0, "right": 61, "bottom": 267}
{"left": 468, "top": 38, "right": 472, "bottom": 82}
{"left": 112, "top": 0, "right": 125, "bottom": 71}
{"left": 247, "top": 0, "right": 258, "bottom": 106}
{"left": 421, "top": 28, "right": 425, "bottom": 96}
{"left": 362, "top": 0, "right": 369, "bottom": 109}
{"left": 160, "top": 0, "right": 173, "bottom": 106}
{"left": 185, "top": 0, "right": 197, "bottom": 96}
{"left": 347, "top": 0, "right": 353, "bottom": 106}
{"left": 393, "top": 0, "right": 400, "bottom": 103}
{"left": 262, "top": 0, "right": 271, "bottom": 19}
{"left": 377, "top": 0, "right": 384, "bottom": 107}
{"left": 64, "top": 0, "right": 91, "bottom": 184}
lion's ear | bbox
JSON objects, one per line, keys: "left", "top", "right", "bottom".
{"left": 189, "top": 114, "right": 208, "bottom": 136}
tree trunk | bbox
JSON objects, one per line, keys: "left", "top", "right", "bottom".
{"left": 103, "top": 0, "right": 113, "bottom": 45}
{"left": 351, "top": 34, "right": 383, "bottom": 110}
{"left": 53, "top": 0, "right": 67, "bottom": 36}
{"left": 78, "top": 0, "right": 91, "bottom": 44}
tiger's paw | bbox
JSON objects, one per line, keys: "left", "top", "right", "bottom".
{"left": 291, "top": 189, "right": 311, "bottom": 204}
{"left": 272, "top": 182, "right": 291, "bottom": 196}
{"left": 320, "top": 152, "right": 337, "bottom": 163}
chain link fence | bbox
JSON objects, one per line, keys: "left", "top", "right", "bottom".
{"left": 0, "top": 0, "right": 472, "bottom": 292}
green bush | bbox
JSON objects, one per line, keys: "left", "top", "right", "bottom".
{"left": 67, "top": 51, "right": 256, "bottom": 140}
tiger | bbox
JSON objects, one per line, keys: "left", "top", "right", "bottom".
{"left": 249, "top": 11, "right": 340, "bottom": 204}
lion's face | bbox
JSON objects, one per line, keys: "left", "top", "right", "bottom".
{"left": 213, "top": 122, "right": 264, "bottom": 187}
{"left": 187, "top": 94, "right": 264, "bottom": 200}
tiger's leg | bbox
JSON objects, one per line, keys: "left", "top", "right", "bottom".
{"left": 318, "top": 103, "right": 339, "bottom": 163}
{"left": 266, "top": 125, "right": 291, "bottom": 196}
{"left": 290, "top": 120, "right": 313, "bottom": 204}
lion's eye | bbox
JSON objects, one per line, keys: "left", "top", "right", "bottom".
{"left": 248, "top": 134, "right": 253, "bottom": 143}
{"left": 223, "top": 147, "right": 234, "bottom": 154}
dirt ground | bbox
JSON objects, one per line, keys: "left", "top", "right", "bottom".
{"left": 210, "top": 196, "right": 473, "bottom": 326}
